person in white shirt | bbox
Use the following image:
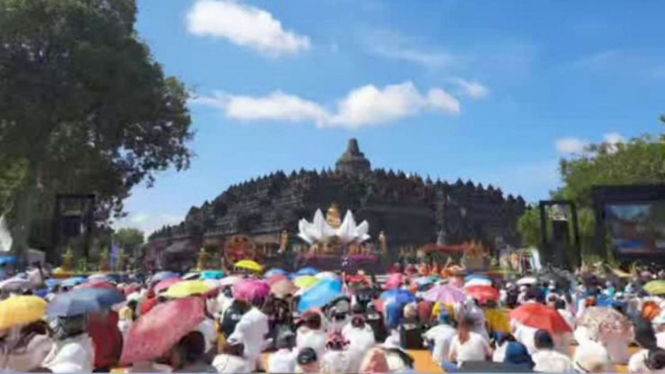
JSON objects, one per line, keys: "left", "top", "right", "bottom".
{"left": 555, "top": 299, "right": 576, "bottom": 331}
{"left": 296, "top": 311, "right": 328, "bottom": 358}
{"left": 267, "top": 330, "right": 297, "bottom": 373}
{"left": 295, "top": 347, "right": 319, "bottom": 374}
{"left": 342, "top": 314, "right": 375, "bottom": 372}
{"left": 212, "top": 335, "right": 252, "bottom": 374}
{"left": 573, "top": 338, "right": 615, "bottom": 373}
{"left": 629, "top": 348, "right": 665, "bottom": 373}
{"left": 42, "top": 315, "right": 94, "bottom": 373}
{"left": 424, "top": 312, "right": 457, "bottom": 365}
{"left": 531, "top": 330, "right": 574, "bottom": 373}
{"left": 231, "top": 305, "right": 269, "bottom": 371}
{"left": 320, "top": 330, "right": 353, "bottom": 374}
{"left": 446, "top": 315, "right": 491, "bottom": 369}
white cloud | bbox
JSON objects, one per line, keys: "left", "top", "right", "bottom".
{"left": 603, "top": 132, "right": 625, "bottom": 146}
{"left": 555, "top": 137, "right": 587, "bottom": 155}
{"left": 186, "top": 0, "right": 310, "bottom": 56}
{"left": 449, "top": 78, "right": 490, "bottom": 100}
{"left": 114, "top": 213, "right": 182, "bottom": 236}
{"left": 192, "top": 81, "right": 461, "bottom": 129}
{"left": 372, "top": 46, "right": 455, "bottom": 69}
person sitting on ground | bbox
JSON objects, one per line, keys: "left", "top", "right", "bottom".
{"left": 443, "top": 315, "right": 492, "bottom": 371}
{"left": 531, "top": 330, "right": 574, "bottom": 373}
{"left": 211, "top": 334, "right": 251, "bottom": 374}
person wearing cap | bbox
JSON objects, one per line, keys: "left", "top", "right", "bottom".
{"left": 212, "top": 333, "right": 252, "bottom": 374}
{"left": 295, "top": 347, "right": 319, "bottom": 373}
{"left": 343, "top": 314, "right": 375, "bottom": 372}
{"left": 267, "top": 329, "right": 297, "bottom": 373}
{"left": 423, "top": 311, "right": 457, "bottom": 365}
{"left": 531, "top": 330, "right": 574, "bottom": 373}
{"left": 296, "top": 311, "right": 328, "bottom": 358}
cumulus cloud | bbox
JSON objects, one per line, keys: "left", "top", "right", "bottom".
{"left": 186, "top": 0, "right": 310, "bottom": 56}
{"left": 449, "top": 78, "right": 490, "bottom": 100}
{"left": 191, "top": 81, "right": 461, "bottom": 129}
{"left": 555, "top": 137, "right": 587, "bottom": 155}
{"left": 114, "top": 213, "right": 182, "bottom": 236}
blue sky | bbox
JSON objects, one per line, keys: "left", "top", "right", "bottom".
{"left": 117, "top": 0, "right": 665, "bottom": 234}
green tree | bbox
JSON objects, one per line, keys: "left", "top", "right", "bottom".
{"left": 0, "top": 0, "right": 193, "bottom": 262}
{"left": 114, "top": 227, "right": 144, "bottom": 255}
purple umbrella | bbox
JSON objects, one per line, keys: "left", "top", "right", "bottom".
{"left": 233, "top": 279, "right": 270, "bottom": 303}
{"left": 424, "top": 284, "right": 467, "bottom": 304}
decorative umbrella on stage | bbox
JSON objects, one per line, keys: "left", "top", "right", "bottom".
{"left": 234, "top": 259, "right": 263, "bottom": 272}
{"left": 294, "top": 275, "right": 321, "bottom": 290}
{"left": 465, "top": 285, "right": 500, "bottom": 304}
{"left": 264, "top": 268, "right": 287, "bottom": 278}
{"left": 120, "top": 297, "right": 205, "bottom": 364}
{"left": 233, "top": 279, "right": 270, "bottom": 302}
{"left": 0, "top": 296, "right": 48, "bottom": 330}
{"left": 298, "top": 279, "right": 343, "bottom": 313}
{"left": 380, "top": 289, "right": 417, "bottom": 307}
{"left": 48, "top": 288, "right": 125, "bottom": 317}
{"left": 153, "top": 278, "right": 182, "bottom": 294}
{"left": 294, "top": 267, "right": 319, "bottom": 277}
{"left": 424, "top": 284, "right": 467, "bottom": 304}
{"left": 510, "top": 303, "right": 572, "bottom": 334}
{"left": 579, "top": 306, "right": 634, "bottom": 340}
{"left": 384, "top": 273, "right": 406, "bottom": 290}
{"left": 163, "top": 280, "right": 211, "bottom": 298}
{"left": 271, "top": 278, "right": 298, "bottom": 298}
{"left": 644, "top": 280, "right": 665, "bottom": 295}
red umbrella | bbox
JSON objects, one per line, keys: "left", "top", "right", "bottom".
{"left": 154, "top": 278, "right": 182, "bottom": 294}
{"left": 510, "top": 303, "right": 572, "bottom": 334}
{"left": 120, "top": 297, "right": 205, "bottom": 364}
{"left": 76, "top": 282, "right": 116, "bottom": 290}
{"left": 123, "top": 284, "right": 141, "bottom": 296}
{"left": 465, "top": 285, "right": 500, "bottom": 303}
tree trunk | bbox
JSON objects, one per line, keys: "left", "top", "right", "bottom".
{"left": 11, "top": 159, "right": 39, "bottom": 270}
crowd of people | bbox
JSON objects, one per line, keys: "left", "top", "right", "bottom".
{"left": 2, "top": 263, "right": 665, "bottom": 373}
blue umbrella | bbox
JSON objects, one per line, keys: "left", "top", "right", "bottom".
{"left": 47, "top": 288, "right": 125, "bottom": 317}
{"left": 380, "top": 289, "right": 417, "bottom": 306}
{"left": 45, "top": 279, "right": 61, "bottom": 292}
{"left": 298, "top": 279, "right": 343, "bottom": 313}
{"left": 465, "top": 274, "right": 490, "bottom": 282}
{"left": 61, "top": 277, "right": 87, "bottom": 288}
{"left": 0, "top": 256, "right": 17, "bottom": 266}
{"left": 152, "top": 271, "right": 180, "bottom": 282}
{"left": 295, "top": 267, "right": 319, "bottom": 277}
{"left": 414, "top": 276, "right": 434, "bottom": 287}
{"left": 200, "top": 270, "right": 225, "bottom": 280}
{"left": 264, "top": 268, "right": 287, "bottom": 278}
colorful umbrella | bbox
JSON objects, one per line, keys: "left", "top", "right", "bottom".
{"left": 151, "top": 271, "right": 179, "bottom": 283}
{"left": 380, "top": 289, "right": 417, "bottom": 307}
{"left": 266, "top": 274, "right": 289, "bottom": 286}
{"left": 0, "top": 296, "right": 48, "bottom": 330}
{"left": 271, "top": 278, "right": 298, "bottom": 298}
{"left": 200, "top": 270, "right": 225, "bottom": 280}
{"left": 298, "top": 279, "right": 343, "bottom": 313}
{"left": 48, "top": 288, "right": 125, "bottom": 317}
{"left": 510, "top": 303, "right": 572, "bottom": 334}
{"left": 219, "top": 276, "right": 242, "bottom": 288}
{"left": 153, "top": 278, "right": 182, "bottom": 294}
{"left": 384, "top": 274, "right": 406, "bottom": 290}
{"left": 424, "top": 284, "right": 467, "bottom": 304}
{"left": 414, "top": 276, "right": 434, "bottom": 287}
{"left": 644, "top": 280, "right": 665, "bottom": 295}
{"left": 87, "top": 273, "right": 112, "bottom": 283}
{"left": 76, "top": 281, "right": 116, "bottom": 290}
{"left": 182, "top": 272, "right": 200, "bottom": 281}
{"left": 579, "top": 306, "right": 634, "bottom": 339}
{"left": 464, "top": 278, "right": 492, "bottom": 288}
{"left": 120, "top": 297, "right": 205, "bottom": 364}
{"left": 295, "top": 267, "right": 319, "bottom": 277}
{"left": 294, "top": 275, "right": 321, "bottom": 290}
{"left": 234, "top": 259, "right": 263, "bottom": 272}
{"left": 516, "top": 276, "right": 538, "bottom": 286}
{"left": 0, "top": 277, "right": 33, "bottom": 293}
{"left": 163, "top": 280, "right": 211, "bottom": 298}
{"left": 264, "top": 268, "right": 287, "bottom": 278}
{"left": 465, "top": 285, "right": 500, "bottom": 303}
{"left": 61, "top": 277, "right": 87, "bottom": 288}
{"left": 233, "top": 279, "right": 270, "bottom": 302}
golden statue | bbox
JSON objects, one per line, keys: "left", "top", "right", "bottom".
{"left": 279, "top": 230, "right": 289, "bottom": 253}
{"left": 379, "top": 231, "right": 387, "bottom": 254}
{"left": 62, "top": 247, "right": 74, "bottom": 272}
{"left": 197, "top": 247, "right": 209, "bottom": 271}
{"left": 326, "top": 204, "right": 342, "bottom": 228}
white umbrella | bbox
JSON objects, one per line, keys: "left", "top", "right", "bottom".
{"left": 0, "top": 276, "right": 32, "bottom": 292}
{"left": 315, "top": 271, "right": 338, "bottom": 280}
{"left": 464, "top": 278, "right": 492, "bottom": 288}
{"left": 219, "top": 276, "right": 242, "bottom": 287}
{"left": 517, "top": 276, "right": 538, "bottom": 286}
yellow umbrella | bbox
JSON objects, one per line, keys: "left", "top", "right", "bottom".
{"left": 645, "top": 280, "right": 665, "bottom": 295}
{"left": 234, "top": 259, "right": 263, "bottom": 272}
{"left": 0, "top": 296, "right": 48, "bottom": 330}
{"left": 294, "top": 275, "right": 320, "bottom": 290}
{"left": 163, "top": 280, "right": 211, "bottom": 298}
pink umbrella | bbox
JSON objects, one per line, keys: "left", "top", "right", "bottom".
{"left": 266, "top": 274, "right": 288, "bottom": 286}
{"left": 424, "top": 284, "right": 467, "bottom": 304}
{"left": 120, "top": 297, "right": 205, "bottom": 364}
{"left": 384, "top": 274, "right": 405, "bottom": 290}
{"left": 154, "top": 278, "right": 182, "bottom": 294}
{"left": 233, "top": 279, "right": 270, "bottom": 302}
{"left": 449, "top": 276, "right": 464, "bottom": 288}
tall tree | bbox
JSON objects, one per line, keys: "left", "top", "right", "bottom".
{"left": 114, "top": 227, "right": 144, "bottom": 254}
{"left": 0, "top": 0, "right": 193, "bottom": 262}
